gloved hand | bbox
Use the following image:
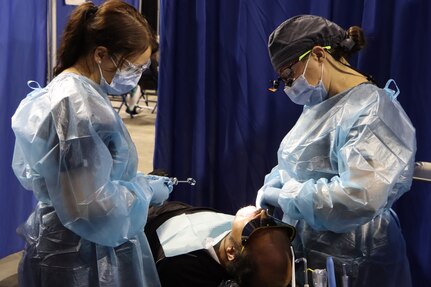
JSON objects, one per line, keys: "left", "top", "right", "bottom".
{"left": 256, "top": 186, "right": 281, "bottom": 210}
{"left": 145, "top": 175, "right": 174, "bottom": 206}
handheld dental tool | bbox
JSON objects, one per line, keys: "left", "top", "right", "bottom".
{"left": 170, "top": 177, "right": 196, "bottom": 186}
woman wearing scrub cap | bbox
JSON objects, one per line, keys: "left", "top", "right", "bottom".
{"left": 11, "top": 1, "right": 172, "bottom": 286}
{"left": 257, "top": 15, "right": 416, "bottom": 287}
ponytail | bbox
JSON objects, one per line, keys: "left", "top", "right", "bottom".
{"left": 54, "top": 2, "right": 98, "bottom": 76}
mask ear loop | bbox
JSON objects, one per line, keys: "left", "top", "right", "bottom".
{"left": 97, "top": 61, "right": 112, "bottom": 86}
{"left": 302, "top": 54, "right": 324, "bottom": 88}
{"left": 319, "top": 59, "right": 324, "bottom": 84}
{"left": 97, "top": 61, "right": 104, "bottom": 82}
{"left": 301, "top": 55, "right": 311, "bottom": 77}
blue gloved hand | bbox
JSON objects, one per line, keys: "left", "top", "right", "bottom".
{"left": 256, "top": 186, "right": 281, "bottom": 210}
{"left": 145, "top": 175, "right": 174, "bottom": 206}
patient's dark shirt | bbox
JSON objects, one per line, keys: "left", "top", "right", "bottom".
{"left": 145, "top": 201, "right": 232, "bottom": 287}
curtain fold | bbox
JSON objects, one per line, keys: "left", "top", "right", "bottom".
{"left": 156, "top": 0, "right": 431, "bottom": 284}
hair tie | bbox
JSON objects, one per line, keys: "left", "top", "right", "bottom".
{"left": 339, "top": 38, "right": 355, "bottom": 51}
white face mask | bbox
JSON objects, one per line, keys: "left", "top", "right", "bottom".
{"left": 283, "top": 56, "right": 328, "bottom": 106}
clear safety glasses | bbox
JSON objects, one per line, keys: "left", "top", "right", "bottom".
{"left": 240, "top": 211, "right": 296, "bottom": 251}
{"left": 124, "top": 58, "right": 151, "bottom": 74}
{"left": 111, "top": 56, "right": 151, "bottom": 75}
{"left": 268, "top": 46, "right": 331, "bottom": 92}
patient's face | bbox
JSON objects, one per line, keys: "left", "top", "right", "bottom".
{"left": 230, "top": 206, "right": 264, "bottom": 243}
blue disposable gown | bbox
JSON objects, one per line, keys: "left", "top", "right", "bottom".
{"left": 257, "top": 82, "right": 416, "bottom": 287}
{"left": 12, "top": 73, "right": 173, "bottom": 287}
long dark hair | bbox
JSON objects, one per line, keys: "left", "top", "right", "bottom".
{"left": 54, "top": 0, "right": 156, "bottom": 76}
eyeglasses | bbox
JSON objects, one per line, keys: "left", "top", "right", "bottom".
{"left": 111, "top": 56, "right": 151, "bottom": 75}
{"left": 240, "top": 211, "right": 296, "bottom": 251}
{"left": 123, "top": 58, "right": 151, "bottom": 74}
{"left": 279, "top": 59, "right": 300, "bottom": 87}
{"left": 268, "top": 45, "right": 331, "bottom": 92}
{"left": 267, "top": 60, "right": 299, "bottom": 93}
{"left": 267, "top": 59, "right": 298, "bottom": 92}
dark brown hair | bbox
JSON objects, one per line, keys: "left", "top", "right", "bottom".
{"left": 330, "top": 26, "right": 366, "bottom": 61}
{"left": 54, "top": 0, "right": 156, "bottom": 76}
{"left": 225, "top": 239, "right": 294, "bottom": 287}
{"left": 226, "top": 253, "right": 255, "bottom": 286}
{"left": 225, "top": 240, "right": 255, "bottom": 286}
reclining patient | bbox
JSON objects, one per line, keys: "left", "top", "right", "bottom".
{"left": 145, "top": 201, "right": 296, "bottom": 287}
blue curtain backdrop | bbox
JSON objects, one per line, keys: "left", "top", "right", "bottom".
{"left": 0, "top": 1, "right": 47, "bottom": 259}
{"left": 0, "top": 0, "right": 139, "bottom": 259}
{"left": 155, "top": 0, "right": 431, "bottom": 284}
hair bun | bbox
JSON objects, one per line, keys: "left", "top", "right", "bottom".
{"left": 346, "top": 26, "right": 366, "bottom": 52}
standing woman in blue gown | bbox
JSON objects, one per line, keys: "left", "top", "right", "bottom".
{"left": 257, "top": 15, "right": 416, "bottom": 287}
{"left": 11, "top": 1, "right": 172, "bottom": 286}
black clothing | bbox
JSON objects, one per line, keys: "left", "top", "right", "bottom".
{"left": 145, "top": 201, "right": 232, "bottom": 287}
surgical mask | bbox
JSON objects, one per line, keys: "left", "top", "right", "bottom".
{"left": 98, "top": 57, "right": 145, "bottom": 95}
{"left": 284, "top": 56, "right": 328, "bottom": 106}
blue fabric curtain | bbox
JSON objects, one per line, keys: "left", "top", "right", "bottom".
{"left": 0, "top": 1, "right": 47, "bottom": 259}
{"left": 155, "top": 0, "right": 431, "bottom": 284}
{"left": 0, "top": 0, "right": 140, "bottom": 259}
